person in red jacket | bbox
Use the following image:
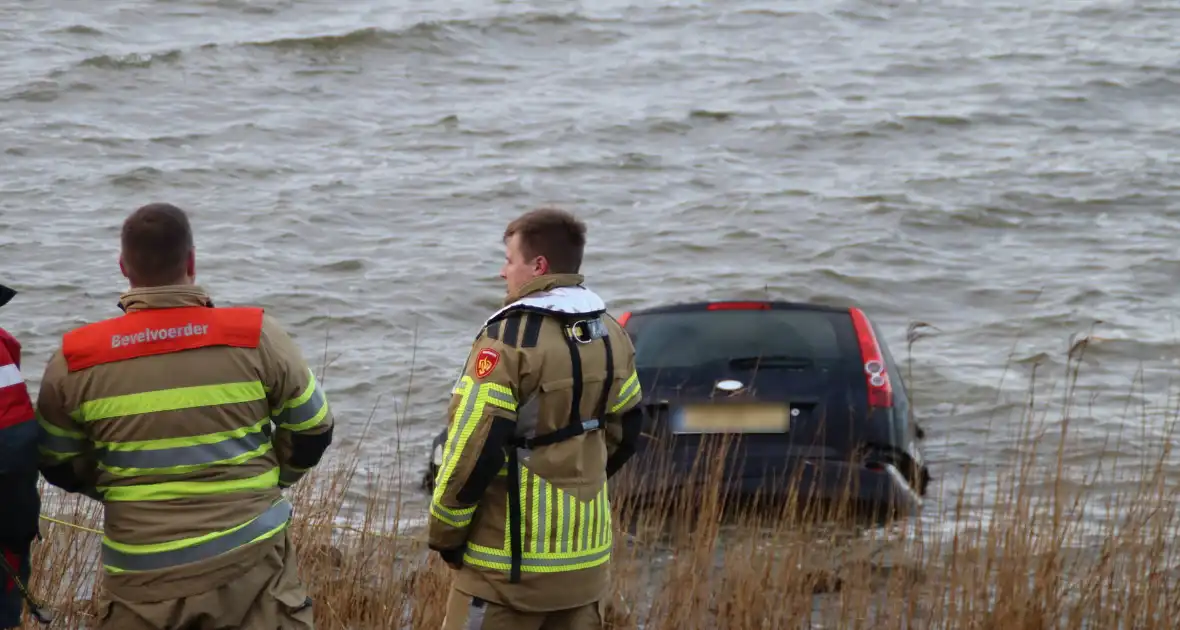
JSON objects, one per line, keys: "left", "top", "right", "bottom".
{"left": 0, "top": 284, "right": 43, "bottom": 629}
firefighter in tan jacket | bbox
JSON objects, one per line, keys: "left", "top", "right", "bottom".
{"left": 36, "top": 203, "right": 334, "bottom": 630}
{"left": 430, "top": 208, "right": 645, "bottom": 630}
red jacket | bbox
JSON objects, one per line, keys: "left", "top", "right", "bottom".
{"left": 0, "top": 288, "right": 41, "bottom": 548}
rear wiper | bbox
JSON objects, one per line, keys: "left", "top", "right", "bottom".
{"left": 727, "top": 355, "right": 814, "bottom": 369}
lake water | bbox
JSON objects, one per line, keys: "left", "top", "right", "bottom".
{"left": 3, "top": 0, "right": 1180, "bottom": 536}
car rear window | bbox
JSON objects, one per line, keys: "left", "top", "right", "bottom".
{"left": 625, "top": 308, "right": 848, "bottom": 369}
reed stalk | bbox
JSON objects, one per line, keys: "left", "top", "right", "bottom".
{"left": 17, "top": 332, "right": 1180, "bottom": 629}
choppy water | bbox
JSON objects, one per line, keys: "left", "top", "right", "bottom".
{"left": 4, "top": 0, "right": 1180, "bottom": 532}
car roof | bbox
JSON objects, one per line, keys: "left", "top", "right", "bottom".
{"left": 627, "top": 299, "right": 853, "bottom": 317}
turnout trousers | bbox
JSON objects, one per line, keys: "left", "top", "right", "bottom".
{"left": 442, "top": 586, "right": 604, "bottom": 630}
{"left": 96, "top": 534, "right": 314, "bottom": 630}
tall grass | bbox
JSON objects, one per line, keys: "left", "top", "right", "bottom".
{"left": 18, "top": 336, "right": 1180, "bottom": 629}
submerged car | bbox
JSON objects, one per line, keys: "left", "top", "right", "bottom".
{"left": 422, "top": 299, "right": 930, "bottom": 521}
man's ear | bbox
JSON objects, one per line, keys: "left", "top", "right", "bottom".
{"left": 186, "top": 248, "right": 196, "bottom": 281}
{"left": 534, "top": 255, "right": 550, "bottom": 276}
{"left": 118, "top": 254, "right": 130, "bottom": 280}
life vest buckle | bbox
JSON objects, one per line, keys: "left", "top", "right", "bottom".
{"left": 566, "top": 318, "right": 607, "bottom": 344}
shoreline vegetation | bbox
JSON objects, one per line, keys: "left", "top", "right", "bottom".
{"left": 19, "top": 331, "right": 1180, "bottom": 629}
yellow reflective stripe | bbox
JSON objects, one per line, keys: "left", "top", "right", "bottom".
{"left": 586, "top": 497, "right": 595, "bottom": 551}
{"left": 98, "top": 468, "right": 279, "bottom": 502}
{"left": 483, "top": 383, "right": 517, "bottom": 412}
{"left": 103, "top": 500, "right": 278, "bottom": 555}
{"left": 497, "top": 467, "right": 611, "bottom": 572}
{"left": 37, "top": 414, "right": 85, "bottom": 458}
{"left": 284, "top": 405, "right": 327, "bottom": 433}
{"left": 38, "top": 448, "right": 76, "bottom": 464}
{"left": 73, "top": 381, "right": 267, "bottom": 423}
{"left": 430, "top": 503, "right": 475, "bottom": 529}
{"left": 556, "top": 483, "right": 566, "bottom": 559}
{"left": 282, "top": 369, "right": 317, "bottom": 409}
{"left": 37, "top": 414, "right": 84, "bottom": 439}
{"left": 37, "top": 412, "right": 87, "bottom": 461}
{"left": 463, "top": 541, "right": 612, "bottom": 573}
{"left": 596, "top": 489, "right": 603, "bottom": 548}
{"left": 598, "top": 484, "right": 609, "bottom": 548}
{"left": 94, "top": 415, "right": 275, "bottom": 476}
{"left": 431, "top": 376, "right": 519, "bottom": 531}
{"left": 107, "top": 521, "right": 292, "bottom": 575}
{"left": 434, "top": 376, "right": 475, "bottom": 508}
{"left": 576, "top": 496, "right": 585, "bottom": 552}
{"left": 610, "top": 371, "right": 641, "bottom": 414}
{"left": 531, "top": 470, "right": 541, "bottom": 553}
{"left": 463, "top": 540, "right": 613, "bottom": 562}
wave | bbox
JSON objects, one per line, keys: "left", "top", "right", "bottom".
{"left": 243, "top": 11, "right": 625, "bottom": 53}
{"left": 35, "top": 10, "right": 624, "bottom": 82}
{"left": 79, "top": 49, "right": 183, "bottom": 70}
{"left": 51, "top": 25, "right": 105, "bottom": 37}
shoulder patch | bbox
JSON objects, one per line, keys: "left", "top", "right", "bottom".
{"left": 475, "top": 348, "right": 500, "bottom": 379}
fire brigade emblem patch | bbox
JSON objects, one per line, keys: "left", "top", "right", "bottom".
{"left": 475, "top": 348, "right": 500, "bottom": 379}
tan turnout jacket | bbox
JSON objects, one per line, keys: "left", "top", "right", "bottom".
{"left": 428, "top": 274, "right": 643, "bottom": 612}
{"left": 35, "top": 286, "right": 334, "bottom": 602}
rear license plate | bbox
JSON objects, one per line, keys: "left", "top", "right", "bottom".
{"left": 671, "top": 402, "right": 791, "bottom": 434}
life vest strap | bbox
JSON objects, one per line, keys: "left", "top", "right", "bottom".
{"left": 503, "top": 312, "right": 614, "bottom": 582}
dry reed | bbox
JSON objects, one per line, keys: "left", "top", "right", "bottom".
{"left": 17, "top": 332, "right": 1180, "bottom": 630}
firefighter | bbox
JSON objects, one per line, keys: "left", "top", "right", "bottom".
{"left": 35, "top": 203, "right": 334, "bottom": 630}
{"left": 0, "top": 285, "right": 42, "bottom": 629}
{"left": 429, "top": 207, "right": 645, "bottom": 630}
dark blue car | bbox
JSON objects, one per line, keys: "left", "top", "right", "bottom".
{"left": 422, "top": 299, "right": 930, "bottom": 522}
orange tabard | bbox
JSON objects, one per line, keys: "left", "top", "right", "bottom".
{"left": 62, "top": 306, "right": 265, "bottom": 372}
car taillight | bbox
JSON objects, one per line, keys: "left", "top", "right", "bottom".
{"left": 617, "top": 311, "right": 632, "bottom": 327}
{"left": 849, "top": 307, "right": 893, "bottom": 409}
{"left": 706, "top": 301, "right": 770, "bottom": 310}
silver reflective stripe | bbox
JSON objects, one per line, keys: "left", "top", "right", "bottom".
{"left": 582, "top": 419, "right": 600, "bottom": 431}
{"left": 464, "top": 545, "right": 611, "bottom": 569}
{"left": 485, "top": 387, "right": 515, "bottom": 408}
{"left": 40, "top": 433, "right": 84, "bottom": 455}
{"left": 561, "top": 493, "right": 573, "bottom": 554}
{"left": 590, "top": 496, "right": 600, "bottom": 549}
{"left": 431, "top": 502, "right": 474, "bottom": 527}
{"left": 582, "top": 499, "right": 591, "bottom": 551}
{"left": 101, "top": 430, "right": 269, "bottom": 470}
{"left": 276, "top": 384, "right": 326, "bottom": 428}
{"left": 535, "top": 477, "right": 549, "bottom": 554}
{"left": 102, "top": 499, "right": 292, "bottom": 572}
{"left": 617, "top": 377, "right": 639, "bottom": 405}
{"left": 441, "top": 381, "right": 479, "bottom": 476}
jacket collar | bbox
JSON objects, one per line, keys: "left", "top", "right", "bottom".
{"left": 118, "top": 285, "right": 215, "bottom": 313}
{"left": 503, "top": 274, "right": 586, "bottom": 305}
{"left": 486, "top": 274, "right": 606, "bottom": 326}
